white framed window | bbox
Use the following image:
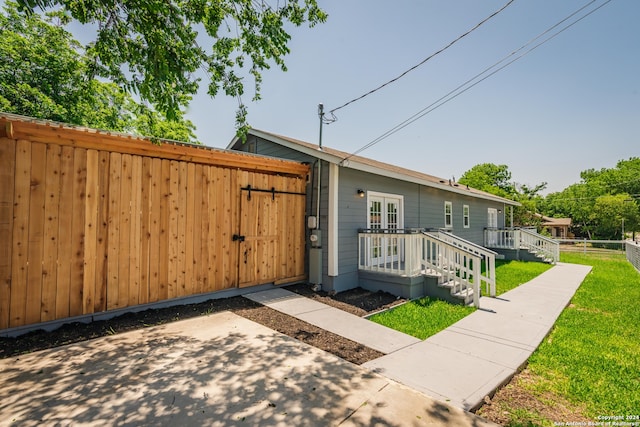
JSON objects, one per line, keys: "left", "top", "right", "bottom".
{"left": 463, "top": 205, "right": 470, "bottom": 228}
{"left": 444, "top": 201, "right": 453, "bottom": 228}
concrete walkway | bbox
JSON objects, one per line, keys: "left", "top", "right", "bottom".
{"left": 248, "top": 262, "right": 592, "bottom": 412}
{"left": 244, "top": 288, "right": 420, "bottom": 354}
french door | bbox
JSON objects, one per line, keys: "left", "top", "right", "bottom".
{"left": 367, "top": 193, "right": 403, "bottom": 266}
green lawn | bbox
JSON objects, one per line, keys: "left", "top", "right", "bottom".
{"left": 369, "top": 259, "right": 553, "bottom": 340}
{"left": 494, "top": 259, "right": 553, "bottom": 295}
{"left": 368, "top": 297, "right": 475, "bottom": 340}
{"left": 523, "top": 252, "right": 640, "bottom": 419}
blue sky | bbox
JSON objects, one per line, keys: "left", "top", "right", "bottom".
{"left": 10, "top": 0, "right": 639, "bottom": 194}
{"left": 183, "top": 0, "right": 639, "bottom": 194}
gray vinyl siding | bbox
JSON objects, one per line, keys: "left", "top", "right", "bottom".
{"left": 247, "top": 134, "right": 314, "bottom": 163}
{"left": 229, "top": 135, "right": 511, "bottom": 292}
{"left": 418, "top": 186, "right": 505, "bottom": 245}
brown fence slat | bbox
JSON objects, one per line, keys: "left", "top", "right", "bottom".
{"left": 176, "top": 161, "right": 188, "bottom": 297}
{"left": 167, "top": 160, "right": 179, "bottom": 299}
{"left": 10, "top": 140, "right": 32, "bottom": 327}
{"left": 69, "top": 148, "right": 87, "bottom": 317}
{"left": 41, "top": 144, "right": 61, "bottom": 322}
{"left": 192, "top": 164, "right": 204, "bottom": 294}
{"left": 118, "top": 154, "right": 132, "bottom": 309}
{"left": 128, "top": 155, "right": 142, "bottom": 307}
{"left": 106, "top": 152, "right": 122, "bottom": 310}
{"left": 26, "top": 143, "right": 46, "bottom": 325}
{"left": 206, "top": 166, "right": 219, "bottom": 291}
{"left": 157, "top": 159, "right": 171, "bottom": 302}
{"left": 184, "top": 162, "right": 196, "bottom": 296}
{"left": 94, "top": 151, "right": 110, "bottom": 312}
{"left": 55, "top": 146, "right": 74, "bottom": 319}
{"left": 0, "top": 138, "right": 16, "bottom": 329}
{"left": 147, "top": 158, "right": 162, "bottom": 303}
{"left": 82, "top": 149, "right": 99, "bottom": 315}
{"left": 139, "top": 156, "right": 152, "bottom": 305}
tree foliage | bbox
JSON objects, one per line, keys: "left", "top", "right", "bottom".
{"left": 16, "top": 0, "right": 328, "bottom": 133}
{"left": 458, "top": 163, "right": 515, "bottom": 198}
{"left": 460, "top": 159, "right": 640, "bottom": 240}
{"left": 1, "top": 1, "right": 198, "bottom": 142}
{"left": 459, "top": 163, "right": 547, "bottom": 227}
{"left": 541, "top": 158, "right": 640, "bottom": 239}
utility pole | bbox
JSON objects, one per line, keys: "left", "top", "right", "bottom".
{"left": 318, "top": 103, "right": 324, "bottom": 150}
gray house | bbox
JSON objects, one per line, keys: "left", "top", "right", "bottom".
{"left": 228, "top": 130, "right": 555, "bottom": 306}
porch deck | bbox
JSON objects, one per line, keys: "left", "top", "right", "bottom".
{"left": 358, "top": 229, "right": 497, "bottom": 307}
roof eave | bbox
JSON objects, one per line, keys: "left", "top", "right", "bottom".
{"left": 239, "top": 129, "right": 520, "bottom": 207}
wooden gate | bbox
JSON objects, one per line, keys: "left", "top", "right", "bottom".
{"left": 237, "top": 177, "right": 307, "bottom": 288}
{"left": 0, "top": 114, "right": 309, "bottom": 331}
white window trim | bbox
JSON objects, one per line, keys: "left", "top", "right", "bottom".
{"left": 463, "top": 204, "right": 470, "bottom": 229}
{"left": 444, "top": 201, "right": 453, "bottom": 229}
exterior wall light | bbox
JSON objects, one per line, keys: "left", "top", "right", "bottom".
{"left": 357, "top": 189, "right": 365, "bottom": 198}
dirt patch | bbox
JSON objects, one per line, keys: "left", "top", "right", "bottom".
{"left": 477, "top": 368, "right": 592, "bottom": 425}
{"left": 0, "top": 285, "right": 406, "bottom": 366}
{"left": 286, "top": 283, "right": 405, "bottom": 316}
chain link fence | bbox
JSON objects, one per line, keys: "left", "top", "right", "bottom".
{"left": 626, "top": 241, "right": 640, "bottom": 273}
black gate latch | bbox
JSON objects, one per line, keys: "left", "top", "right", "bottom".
{"left": 232, "top": 234, "right": 245, "bottom": 242}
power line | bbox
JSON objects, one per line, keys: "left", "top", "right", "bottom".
{"left": 322, "top": 0, "right": 516, "bottom": 123}
{"left": 341, "top": 0, "right": 613, "bottom": 163}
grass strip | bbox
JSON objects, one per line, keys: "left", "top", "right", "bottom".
{"left": 369, "top": 297, "right": 475, "bottom": 340}
{"left": 494, "top": 259, "right": 553, "bottom": 295}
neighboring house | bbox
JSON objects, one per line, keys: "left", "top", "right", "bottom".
{"left": 228, "top": 129, "right": 525, "bottom": 302}
{"left": 539, "top": 214, "right": 572, "bottom": 238}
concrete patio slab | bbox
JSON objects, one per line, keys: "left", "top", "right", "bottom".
{"left": 0, "top": 311, "right": 496, "bottom": 427}
{"left": 244, "top": 288, "right": 420, "bottom": 354}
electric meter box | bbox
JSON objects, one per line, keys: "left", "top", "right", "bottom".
{"left": 310, "top": 229, "right": 322, "bottom": 248}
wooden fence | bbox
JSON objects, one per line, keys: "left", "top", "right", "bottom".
{"left": 0, "top": 115, "right": 309, "bottom": 330}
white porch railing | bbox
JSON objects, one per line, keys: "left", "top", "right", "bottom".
{"left": 484, "top": 228, "right": 560, "bottom": 263}
{"left": 520, "top": 228, "right": 560, "bottom": 262}
{"left": 429, "top": 230, "right": 497, "bottom": 297}
{"left": 357, "top": 229, "right": 482, "bottom": 307}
